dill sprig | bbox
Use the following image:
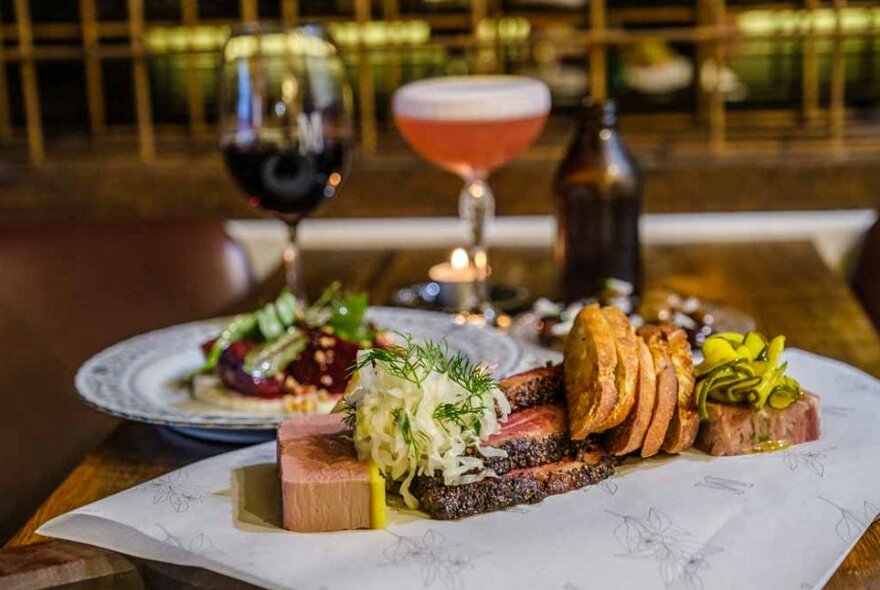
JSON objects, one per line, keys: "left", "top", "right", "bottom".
{"left": 348, "top": 333, "right": 498, "bottom": 433}
{"left": 391, "top": 408, "right": 420, "bottom": 455}
{"left": 340, "top": 396, "right": 358, "bottom": 431}
{"left": 353, "top": 333, "right": 495, "bottom": 394}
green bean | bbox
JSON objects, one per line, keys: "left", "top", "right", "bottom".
{"left": 256, "top": 303, "right": 284, "bottom": 340}
{"left": 243, "top": 328, "right": 307, "bottom": 379}
{"left": 197, "top": 313, "right": 258, "bottom": 374}
{"left": 275, "top": 289, "right": 299, "bottom": 326}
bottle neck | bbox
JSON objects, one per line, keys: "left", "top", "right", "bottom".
{"left": 578, "top": 116, "right": 617, "bottom": 134}
{"left": 579, "top": 100, "right": 618, "bottom": 129}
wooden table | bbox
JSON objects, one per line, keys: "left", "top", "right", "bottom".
{"left": 3, "top": 241, "right": 880, "bottom": 589}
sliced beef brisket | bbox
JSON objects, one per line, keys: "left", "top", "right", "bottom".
{"left": 477, "top": 404, "right": 572, "bottom": 474}
{"left": 414, "top": 455, "right": 615, "bottom": 520}
{"left": 411, "top": 368, "right": 618, "bottom": 519}
{"left": 498, "top": 365, "right": 563, "bottom": 412}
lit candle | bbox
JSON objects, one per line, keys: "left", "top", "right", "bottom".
{"left": 429, "top": 248, "right": 477, "bottom": 282}
{"left": 427, "top": 248, "right": 480, "bottom": 311}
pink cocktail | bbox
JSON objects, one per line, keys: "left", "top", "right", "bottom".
{"left": 395, "top": 115, "right": 548, "bottom": 176}
{"left": 393, "top": 76, "right": 551, "bottom": 320}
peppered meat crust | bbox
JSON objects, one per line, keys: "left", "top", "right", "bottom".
{"left": 414, "top": 456, "right": 616, "bottom": 520}
{"left": 479, "top": 433, "right": 574, "bottom": 475}
{"left": 498, "top": 365, "right": 563, "bottom": 412}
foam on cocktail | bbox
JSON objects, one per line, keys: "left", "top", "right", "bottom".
{"left": 393, "top": 76, "right": 551, "bottom": 122}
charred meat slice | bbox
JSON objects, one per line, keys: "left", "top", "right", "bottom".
{"left": 414, "top": 456, "right": 616, "bottom": 520}
{"left": 498, "top": 365, "right": 563, "bottom": 412}
{"left": 477, "top": 404, "right": 572, "bottom": 474}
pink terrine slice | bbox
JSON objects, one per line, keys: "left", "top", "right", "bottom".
{"left": 278, "top": 414, "right": 384, "bottom": 532}
{"left": 695, "top": 392, "right": 820, "bottom": 456}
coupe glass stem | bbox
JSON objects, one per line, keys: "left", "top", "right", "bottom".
{"left": 283, "top": 221, "right": 306, "bottom": 304}
{"left": 459, "top": 173, "right": 495, "bottom": 321}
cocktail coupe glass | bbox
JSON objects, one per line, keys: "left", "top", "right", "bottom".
{"left": 219, "top": 24, "right": 353, "bottom": 303}
{"left": 393, "top": 76, "right": 551, "bottom": 323}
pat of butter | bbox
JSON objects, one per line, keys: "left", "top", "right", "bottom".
{"left": 369, "top": 461, "right": 386, "bottom": 529}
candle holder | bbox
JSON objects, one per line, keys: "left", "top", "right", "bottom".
{"left": 426, "top": 248, "right": 479, "bottom": 312}
{"left": 392, "top": 249, "right": 529, "bottom": 316}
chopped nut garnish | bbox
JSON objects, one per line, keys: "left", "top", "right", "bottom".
{"left": 320, "top": 375, "right": 333, "bottom": 387}
{"left": 319, "top": 336, "right": 336, "bottom": 348}
{"left": 284, "top": 376, "right": 301, "bottom": 393}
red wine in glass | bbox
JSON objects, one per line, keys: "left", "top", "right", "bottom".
{"left": 219, "top": 23, "right": 353, "bottom": 300}
{"left": 222, "top": 140, "right": 349, "bottom": 220}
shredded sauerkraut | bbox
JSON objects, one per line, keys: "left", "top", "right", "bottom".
{"left": 344, "top": 341, "right": 511, "bottom": 508}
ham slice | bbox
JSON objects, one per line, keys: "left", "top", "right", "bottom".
{"left": 278, "top": 414, "right": 385, "bottom": 532}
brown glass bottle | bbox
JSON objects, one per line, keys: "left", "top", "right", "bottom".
{"left": 554, "top": 100, "right": 642, "bottom": 302}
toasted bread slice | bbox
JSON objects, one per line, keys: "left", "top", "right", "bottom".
{"left": 564, "top": 304, "right": 618, "bottom": 440}
{"left": 638, "top": 326, "right": 678, "bottom": 458}
{"left": 606, "top": 336, "right": 657, "bottom": 456}
{"left": 660, "top": 324, "right": 700, "bottom": 454}
{"left": 595, "top": 306, "right": 639, "bottom": 431}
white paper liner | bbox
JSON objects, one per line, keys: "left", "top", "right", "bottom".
{"left": 41, "top": 348, "right": 880, "bottom": 590}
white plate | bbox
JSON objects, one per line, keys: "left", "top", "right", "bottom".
{"left": 76, "top": 307, "right": 525, "bottom": 441}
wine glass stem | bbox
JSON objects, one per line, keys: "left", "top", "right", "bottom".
{"left": 283, "top": 221, "right": 306, "bottom": 304}
{"left": 459, "top": 173, "right": 495, "bottom": 318}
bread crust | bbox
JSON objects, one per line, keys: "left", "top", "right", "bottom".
{"left": 564, "top": 304, "right": 618, "bottom": 440}
{"left": 596, "top": 306, "right": 639, "bottom": 431}
{"left": 606, "top": 336, "right": 657, "bottom": 455}
{"left": 638, "top": 326, "right": 678, "bottom": 458}
{"left": 660, "top": 324, "right": 700, "bottom": 454}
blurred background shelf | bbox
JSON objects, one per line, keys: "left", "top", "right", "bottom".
{"left": 1, "top": 123, "right": 878, "bottom": 225}
{"left": 0, "top": 0, "right": 877, "bottom": 223}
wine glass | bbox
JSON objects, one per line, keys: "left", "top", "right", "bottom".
{"left": 392, "top": 76, "right": 550, "bottom": 322}
{"left": 219, "top": 23, "right": 353, "bottom": 301}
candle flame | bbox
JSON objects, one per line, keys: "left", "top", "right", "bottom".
{"left": 450, "top": 248, "right": 469, "bottom": 270}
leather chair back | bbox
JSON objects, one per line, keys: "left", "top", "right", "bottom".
{"left": 853, "top": 220, "right": 880, "bottom": 331}
{"left": 0, "top": 221, "right": 254, "bottom": 542}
